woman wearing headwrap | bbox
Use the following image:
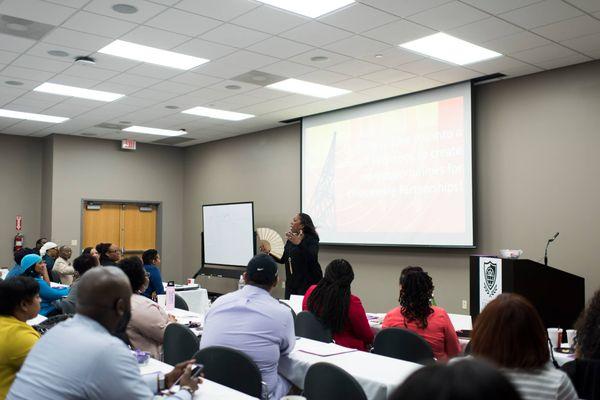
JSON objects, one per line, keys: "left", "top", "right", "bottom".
{"left": 20, "top": 254, "right": 69, "bottom": 316}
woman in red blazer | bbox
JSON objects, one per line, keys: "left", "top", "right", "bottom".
{"left": 302, "top": 259, "right": 374, "bottom": 351}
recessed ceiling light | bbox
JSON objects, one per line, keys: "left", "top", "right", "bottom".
{"left": 112, "top": 3, "right": 138, "bottom": 14}
{"left": 182, "top": 106, "right": 254, "bottom": 121}
{"left": 5, "top": 80, "right": 23, "bottom": 86}
{"left": 122, "top": 126, "right": 187, "bottom": 136}
{"left": 266, "top": 78, "right": 350, "bottom": 98}
{"left": 98, "top": 40, "right": 209, "bottom": 70}
{"left": 256, "top": 0, "right": 355, "bottom": 18}
{"left": 34, "top": 82, "right": 124, "bottom": 102}
{"left": 400, "top": 32, "right": 502, "bottom": 66}
{"left": 0, "top": 108, "right": 68, "bottom": 123}
{"left": 225, "top": 84, "right": 241, "bottom": 90}
{"left": 310, "top": 56, "right": 329, "bottom": 62}
{"left": 47, "top": 50, "right": 69, "bottom": 57}
{"left": 165, "top": 105, "right": 179, "bottom": 109}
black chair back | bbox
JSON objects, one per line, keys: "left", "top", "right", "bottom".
{"left": 163, "top": 323, "right": 199, "bottom": 365}
{"left": 562, "top": 359, "right": 600, "bottom": 400}
{"left": 295, "top": 311, "right": 332, "bottom": 343}
{"left": 279, "top": 300, "right": 297, "bottom": 321}
{"left": 304, "top": 362, "right": 367, "bottom": 400}
{"left": 372, "top": 328, "right": 435, "bottom": 364}
{"left": 175, "top": 294, "right": 189, "bottom": 310}
{"left": 193, "top": 346, "right": 262, "bottom": 398}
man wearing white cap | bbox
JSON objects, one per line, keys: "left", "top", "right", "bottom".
{"left": 39, "top": 242, "right": 58, "bottom": 277}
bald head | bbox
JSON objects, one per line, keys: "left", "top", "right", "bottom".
{"left": 77, "top": 267, "right": 132, "bottom": 333}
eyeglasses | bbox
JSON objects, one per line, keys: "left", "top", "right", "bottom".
{"left": 108, "top": 249, "right": 122, "bottom": 254}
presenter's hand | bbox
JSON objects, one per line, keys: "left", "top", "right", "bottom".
{"left": 286, "top": 230, "right": 304, "bottom": 245}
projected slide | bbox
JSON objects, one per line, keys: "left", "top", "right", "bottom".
{"left": 302, "top": 82, "right": 473, "bottom": 247}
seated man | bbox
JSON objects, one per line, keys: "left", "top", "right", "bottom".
{"left": 7, "top": 267, "right": 199, "bottom": 400}
{"left": 200, "top": 253, "right": 295, "bottom": 400}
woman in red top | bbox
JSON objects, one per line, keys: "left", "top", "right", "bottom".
{"left": 382, "top": 269, "right": 460, "bottom": 361}
{"left": 302, "top": 259, "right": 374, "bottom": 351}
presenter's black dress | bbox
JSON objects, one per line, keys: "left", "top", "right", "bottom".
{"left": 278, "top": 234, "right": 323, "bottom": 299}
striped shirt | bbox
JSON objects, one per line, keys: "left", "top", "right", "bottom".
{"left": 503, "top": 365, "right": 579, "bottom": 400}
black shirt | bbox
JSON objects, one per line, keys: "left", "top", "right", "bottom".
{"left": 277, "top": 234, "right": 323, "bottom": 299}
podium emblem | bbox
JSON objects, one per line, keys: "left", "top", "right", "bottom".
{"left": 483, "top": 261, "right": 498, "bottom": 296}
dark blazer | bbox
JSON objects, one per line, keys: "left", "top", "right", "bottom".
{"left": 276, "top": 234, "right": 323, "bottom": 299}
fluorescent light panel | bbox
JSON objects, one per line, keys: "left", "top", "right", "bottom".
{"left": 99, "top": 40, "right": 209, "bottom": 70}
{"left": 266, "top": 78, "right": 350, "bottom": 98}
{"left": 123, "top": 126, "right": 187, "bottom": 136}
{"left": 0, "top": 109, "right": 68, "bottom": 123}
{"left": 256, "top": 0, "right": 355, "bottom": 18}
{"left": 34, "top": 83, "right": 124, "bottom": 102}
{"left": 182, "top": 107, "right": 254, "bottom": 121}
{"left": 400, "top": 33, "right": 502, "bottom": 66}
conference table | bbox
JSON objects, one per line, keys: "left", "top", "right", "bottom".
{"left": 138, "top": 356, "right": 258, "bottom": 399}
{"left": 278, "top": 337, "right": 421, "bottom": 400}
{"left": 159, "top": 282, "right": 211, "bottom": 316}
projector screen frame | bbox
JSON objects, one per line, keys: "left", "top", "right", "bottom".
{"left": 300, "top": 81, "right": 477, "bottom": 249}
{"left": 201, "top": 201, "right": 256, "bottom": 267}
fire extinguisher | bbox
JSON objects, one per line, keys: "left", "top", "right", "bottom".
{"left": 14, "top": 233, "right": 24, "bottom": 252}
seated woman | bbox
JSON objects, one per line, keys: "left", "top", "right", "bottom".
{"left": 470, "top": 293, "right": 578, "bottom": 400}
{"left": 118, "top": 256, "right": 174, "bottom": 359}
{"left": 302, "top": 259, "right": 373, "bottom": 351}
{"left": 55, "top": 254, "right": 99, "bottom": 314}
{"left": 52, "top": 246, "right": 74, "bottom": 285}
{"left": 0, "top": 276, "right": 41, "bottom": 399}
{"left": 382, "top": 269, "right": 460, "bottom": 361}
{"left": 141, "top": 249, "right": 165, "bottom": 300}
{"left": 96, "top": 242, "right": 121, "bottom": 267}
{"left": 20, "top": 254, "right": 69, "bottom": 316}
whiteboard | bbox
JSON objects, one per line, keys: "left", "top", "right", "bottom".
{"left": 202, "top": 202, "right": 255, "bottom": 267}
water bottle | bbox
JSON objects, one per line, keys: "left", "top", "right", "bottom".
{"left": 238, "top": 275, "right": 245, "bottom": 291}
{"left": 166, "top": 281, "right": 175, "bottom": 311}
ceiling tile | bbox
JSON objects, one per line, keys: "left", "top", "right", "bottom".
{"left": 390, "top": 76, "right": 443, "bottom": 91}
{"left": 360, "top": 68, "right": 415, "bottom": 83}
{"left": 534, "top": 53, "right": 592, "bottom": 70}
{"left": 467, "top": 56, "right": 534, "bottom": 74}
{"left": 0, "top": 33, "right": 35, "bottom": 53}
{"left": 460, "top": 0, "right": 543, "bottom": 14}
{"left": 0, "top": 50, "right": 19, "bottom": 64}
{"left": 25, "top": 42, "right": 83, "bottom": 62}
{"left": 359, "top": 85, "right": 405, "bottom": 99}
{"left": 324, "top": 35, "right": 389, "bottom": 58}
{"left": 2, "top": 65, "right": 55, "bottom": 81}
{"left": 288, "top": 49, "right": 351, "bottom": 68}
{"left": 449, "top": 18, "right": 523, "bottom": 44}
{"left": 145, "top": 8, "right": 222, "bottom": 37}
{"left": 175, "top": 0, "right": 260, "bottom": 22}
{"left": 326, "top": 59, "right": 386, "bottom": 76}
{"left": 483, "top": 31, "right": 551, "bottom": 54}
{"left": 567, "top": 0, "right": 600, "bottom": 13}
{"left": 279, "top": 21, "right": 353, "bottom": 47}
{"left": 149, "top": 80, "right": 197, "bottom": 95}
{"left": 125, "top": 64, "right": 184, "bottom": 80}
{"left": 12, "top": 54, "right": 71, "bottom": 73}
{"left": 107, "top": 72, "right": 162, "bottom": 88}
{"left": 363, "top": 19, "right": 436, "bottom": 45}
{"left": 407, "top": 1, "right": 488, "bottom": 31}
{"left": 49, "top": 73, "right": 102, "bottom": 88}
{"left": 244, "top": 87, "right": 289, "bottom": 100}
{"left": 511, "top": 43, "right": 579, "bottom": 64}
{"left": 169, "top": 72, "right": 223, "bottom": 87}
{"left": 499, "top": 0, "right": 582, "bottom": 29}
{"left": 120, "top": 26, "right": 191, "bottom": 49}
{"left": 201, "top": 24, "right": 271, "bottom": 48}
{"left": 0, "top": 86, "right": 28, "bottom": 105}
{"left": 333, "top": 77, "right": 381, "bottom": 91}
{"left": 83, "top": 0, "right": 166, "bottom": 23}
{"left": 44, "top": 0, "right": 89, "bottom": 7}
{"left": 424, "top": 67, "right": 483, "bottom": 83}
{"left": 0, "top": 75, "right": 41, "bottom": 91}
{"left": 359, "top": 0, "right": 452, "bottom": 18}
{"left": 397, "top": 58, "right": 452, "bottom": 74}
{"left": 297, "top": 69, "right": 350, "bottom": 84}
{"left": 532, "top": 15, "right": 600, "bottom": 42}
{"left": 91, "top": 81, "right": 142, "bottom": 95}
{"left": 42, "top": 27, "right": 112, "bottom": 53}
{"left": 90, "top": 54, "right": 141, "bottom": 72}
{"left": 501, "top": 63, "right": 543, "bottom": 77}
{"left": 62, "top": 11, "right": 137, "bottom": 38}
{"left": 318, "top": 3, "right": 397, "bottom": 33}
{"left": 248, "top": 37, "right": 312, "bottom": 59}
{"left": 0, "top": 0, "right": 76, "bottom": 25}
{"left": 561, "top": 32, "right": 600, "bottom": 54}
{"left": 129, "top": 88, "right": 177, "bottom": 102}
{"left": 259, "top": 61, "right": 316, "bottom": 77}
{"left": 230, "top": 5, "right": 308, "bottom": 35}
{"left": 208, "top": 79, "right": 261, "bottom": 94}
{"left": 359, "top": 47, "right": 423, "bottom": 67}
{"left": 43, "top": 101, "right": 101, "bottom": 118}
{"left": 62, "top": 64, "right": 120, "bottom": 81}
{"left": 172, "top": 39, "right": 236, "bottom": 62}
{"left": 193, "top": 50, "right": 278, "bottom": 79}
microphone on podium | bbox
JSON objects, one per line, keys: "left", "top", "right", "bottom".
{"left": 544, "top": 232, "right": 559, "bottom": 266}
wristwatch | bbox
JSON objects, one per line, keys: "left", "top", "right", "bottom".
{"left": 180, "top": 385, "right": 195, "bottom": 395}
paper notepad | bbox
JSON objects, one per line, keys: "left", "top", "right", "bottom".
{"left": 298, "top": 340, "right": 358, "bottom": 357}
{"left": 448, "top": 313, "right": 472, "bottom": 331}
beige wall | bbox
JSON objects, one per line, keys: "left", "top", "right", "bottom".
{"left": 48, "top": 135, "right": 185, "bottom": 282}
{"left": 182, "top": 60, "right": 600, "bottom": 314}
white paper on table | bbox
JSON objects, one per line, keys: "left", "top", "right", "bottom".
{"left": 27, "top": 315, "right": 47, "bottom": 326}
{"left": 297, "top": 339, "right": 358, "bottom": 357}
{"left": 288, "top": 295, "right": 304, "bottom": 315}
{"left": 448, "top": 313, "right": 472, "bottom": 331}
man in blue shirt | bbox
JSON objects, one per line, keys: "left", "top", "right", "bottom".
{"left": 201, "top": 253, "right": 296, "bottom": 399}
{"left": 7, "top": 267, "right": 199, "bottom": 400}
{"left": 142, "top": 249, "right": 165, "bottom": 299}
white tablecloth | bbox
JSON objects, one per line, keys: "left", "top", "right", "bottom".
{"left": 279, "top": 337, "right": 421, "bottom": 400}
{"left": 139, "top": 357, "right": 258, "bottom": 399}
{"left": 158, "top": 288, "right": 210, "bottom": 316}
{"left": 0, "top": 268, "right": 9, "bottom": 280}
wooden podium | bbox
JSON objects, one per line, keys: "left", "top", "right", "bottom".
{"left": 470, "top": 256, "right": 585, "bottom": 328}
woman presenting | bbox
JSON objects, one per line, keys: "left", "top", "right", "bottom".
{"left": 261, "top": 213, "right": 323, "bottom": 299}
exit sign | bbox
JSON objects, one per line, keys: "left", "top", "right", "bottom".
{"left": 121, "top": 139, "right": 136, "bottom": 150}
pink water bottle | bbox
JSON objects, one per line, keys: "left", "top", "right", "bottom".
{"left": 166, "top": 281, "right": 175, "bottom": 311}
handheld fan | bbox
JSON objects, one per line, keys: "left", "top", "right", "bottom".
{"left": 256, "top": 227, "right": 284, "bottom": 259}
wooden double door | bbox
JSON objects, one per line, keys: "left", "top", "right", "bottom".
{"left": 82, "top": 202, "right": 157, "bottom": 257}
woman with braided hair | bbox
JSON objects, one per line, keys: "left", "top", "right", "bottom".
{"left": 301, "top": 259, "right": 373, "bottom": 351}
{"left": 382, "top": 269, "right": 460, "bottom": 361}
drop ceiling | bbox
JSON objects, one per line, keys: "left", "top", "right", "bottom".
{"left": 0, "top": 0, "right": 598, "bottom": 146}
